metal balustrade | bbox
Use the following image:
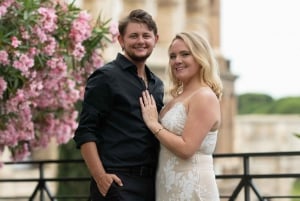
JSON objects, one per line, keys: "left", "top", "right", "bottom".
{"left": 0, "top": 151, "right": 299, "bottom": 201}
{"left": 214, "top": 151, "right": 300, "bottom": 201}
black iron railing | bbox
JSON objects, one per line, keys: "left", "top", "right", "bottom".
{"left": 214, "top": 151, "right": 300, "bottom": 201}
{"left": 0, "top": 159, "right": 89, "bottom": 201}
{"left": 0, "top": 151, "right": 300, "bottom": 201}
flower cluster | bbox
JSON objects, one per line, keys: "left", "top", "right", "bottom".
{"left": 0, "top": 0, "right": 118, "bottom": 162}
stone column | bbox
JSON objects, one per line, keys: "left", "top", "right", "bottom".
{"left": 186, "top": 0, "right": 221, "bottom": 49}
{"left": 122, "top": 0, "right": 156, "bottom": 18}
{"left": 156, "top": 0, "right": 185, "bottom": 45}
{"left": 82, "top": 0, "right": 121, "bottom": 23}
{"left": 185, "top": 0, "right": 210, "bottom": 40}
{"left": 209, "top": 0, "right": 221, "bottom": 49}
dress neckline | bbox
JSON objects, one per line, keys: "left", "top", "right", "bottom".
{"left": 160, "top": 102, "right": 219, "bottom": 134}
{"left": 159, "top": 102, "right": 186, "bottom": 121}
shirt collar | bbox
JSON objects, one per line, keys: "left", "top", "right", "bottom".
{"left": 115, "top": 53, "right": 155, "bottom": 81}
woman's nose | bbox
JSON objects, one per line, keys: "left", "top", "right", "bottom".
{"left": 175, "top": 56, "right": 182, "bottom": 63}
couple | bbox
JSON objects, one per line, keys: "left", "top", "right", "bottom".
{"left": 73, "top": 9, "right": 223, "bottom": 201}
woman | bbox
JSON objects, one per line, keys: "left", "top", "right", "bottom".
{"left": 140, "top": 32, "right": 223, "bottom": 201}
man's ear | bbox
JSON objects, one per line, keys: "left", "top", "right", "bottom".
{"left": 155, "top": 34, "right": 159, "bottom": 44}
{"left": 118, "top": 35, "right": 124, "bottom": 50}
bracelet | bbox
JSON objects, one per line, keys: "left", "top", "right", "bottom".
{"left": 154, "top": 127, "right": 164, "bottom": 136}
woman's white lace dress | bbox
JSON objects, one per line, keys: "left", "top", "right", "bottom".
{"left": 156, "top": 102, "right": 220, "bottom": 201}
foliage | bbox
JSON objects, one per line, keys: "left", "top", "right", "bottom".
{"left": 0, "top": 0, "right": 118, "bottom": 162}
{"left": 291, "top": 179, "right": 300, "bottom": 201}
{"left": 238, "top": 93, "right": 274, "bottom": 114}
{"left": 238, "top": 93, "right": 300, "bottom": 114}
{"left": 267, "top": 97, "right": 300, "bottom": 114}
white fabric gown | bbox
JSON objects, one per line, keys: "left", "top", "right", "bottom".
{"left": 156, "top": 102, "right": 220, "bottom": 201}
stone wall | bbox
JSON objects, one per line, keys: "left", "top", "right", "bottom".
{"left": 235, "top": 115, "right": 300, "bottom": 152}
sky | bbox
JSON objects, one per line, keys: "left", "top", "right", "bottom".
{"left": 220, "top": 0, "right": 300, "bottom": 99}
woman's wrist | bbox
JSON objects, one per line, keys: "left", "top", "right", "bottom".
{"left": 154, "top": 127, "right": 165, "bottom": 136}
{"left": 151, "top": 123, "right": 164, "bottom": 136}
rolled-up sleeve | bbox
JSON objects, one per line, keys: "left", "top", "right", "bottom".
{"left": 73, "top": 69, "right": 112, "bottom": 148}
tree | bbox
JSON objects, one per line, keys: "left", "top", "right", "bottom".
{"left": 238, "top": 93, "right": 300, "bottom": 114}
{"left": 238, "top": 93, "right": 274, "bottom": 114}
{"left": 268, "top": 97, "right": 300, "bottom": 114}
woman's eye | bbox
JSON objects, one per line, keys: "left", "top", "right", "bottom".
{"left": 169, "top": 55, "right": 176, "bottom": 59}
{"left": 181, "top": 52, "right": 190, "bottom": 57}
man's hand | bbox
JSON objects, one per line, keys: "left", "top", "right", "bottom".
{"left": 96, "top": 173, "right": 123, "bottom": 196}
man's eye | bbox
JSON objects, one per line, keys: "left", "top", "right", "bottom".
{"left": 129, "top": 35, "right": 137, "bottom": 38}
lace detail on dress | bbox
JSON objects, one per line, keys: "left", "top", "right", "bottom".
{"left": 156, "top": 102, "right": 220, "bottom": 201}
{"left": 160, "top": 102, "right": 218, "bottom": 154}
{"left": 160, "top": 102, "right": 186, "bottom": 136}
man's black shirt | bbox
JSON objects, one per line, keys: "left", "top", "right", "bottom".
{"left": 74, "top": 53, "right": 164, "bottom": 168}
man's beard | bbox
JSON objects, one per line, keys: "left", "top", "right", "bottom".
{"left": 127, "top": 51, "right": 151, "bottom": 62}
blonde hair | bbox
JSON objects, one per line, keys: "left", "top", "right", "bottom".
{"left": 167, "top": 32, "right": 223, "bottom": 100}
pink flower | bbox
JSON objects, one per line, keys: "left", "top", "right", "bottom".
{"left": 0, "top": 0, "right": 115, "bottom": 163}
{"left": 69, "top": 11, "right": 92, "bottom": 43}
{"left": 0, "top": 50, "right": 10, "bottom": 65}
{"left": 46, "top": 56, "right": 67, "bottom": 77}
{"left": 0, "top": 6, "right": 8, "bottom": 18}
{"left": 11, "top": 36, "right": 21, "bottom": 48}
{"left": 33, "top": 26, "right": 47, "bottom": 42}
{"left": 109, "top": 22, "right": 119, "bottom": 42}
{"left": 91, "top": 51, "right": 104, "bottom": 67}
{"left": 55, "top": 0, "right": 68, "bottom": 12}
{"left": 0, "top": 77, "right": 7, "bottom": 99}
{"left": 28, "top": 47, "right": 38, "bottom": 57}
{"left": 43, "top": 37, "right": 57, "bottom": 56}
{"left": 12, "top": 53, "right": 34, "bottom": 76}
{"left": 38, "top": 7, "right": 57, "bottom": 33}
{"left": 72, "top": 43, "right": 85, "bottom": 60}
{"left": 0, "top": 0, "right": 15, "bottom": 17}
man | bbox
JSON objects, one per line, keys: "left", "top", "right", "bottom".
{"left": 73, "top": 9, "right": 164, "bottom": 201}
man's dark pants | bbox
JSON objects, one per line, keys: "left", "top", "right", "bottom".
{"left": 89, "top": 167, "right": 155, "bottom": 201}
